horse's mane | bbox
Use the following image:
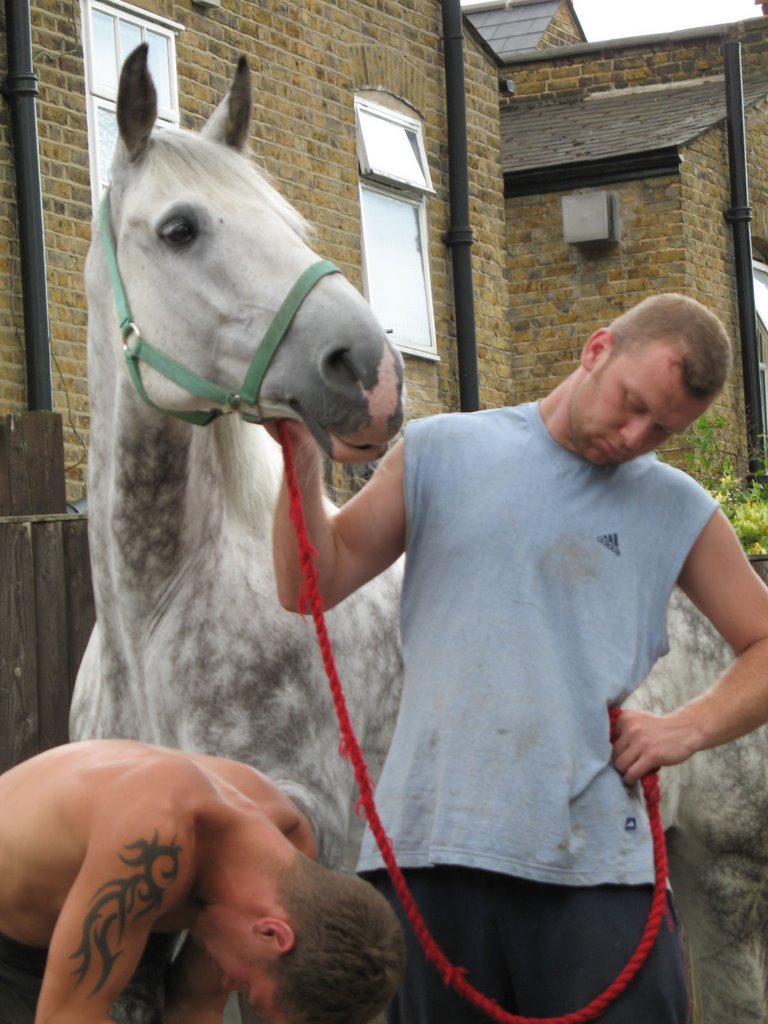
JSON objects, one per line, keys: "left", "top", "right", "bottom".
{"left": 146, "top": 127, "right": 311, "bottom": 242}
{"left": 213, "top": 414, "right": 283, "bottom": 527}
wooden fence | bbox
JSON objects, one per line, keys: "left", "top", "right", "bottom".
{"left": 0, "top": 412, "right": 95, "bottom": 772}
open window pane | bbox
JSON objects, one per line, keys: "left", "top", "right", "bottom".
{"left": 361, "top": 186, "right": 434, "bottom": 353}
{"left": 357, "top": 105, "right": 431, "bottom": 191}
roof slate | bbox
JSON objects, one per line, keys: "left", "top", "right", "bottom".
{"left": 466, "top": 1, "right": 563, "bottom": 58}
{"left": 501, "top": 73, "right": 768, "bottom": 174}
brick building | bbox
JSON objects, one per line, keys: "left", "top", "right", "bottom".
{"left": 472, "top": 2, "right": 768, "bottom": 472}
{"left": 2, "top": 1, "right": 768, "bottom": 500}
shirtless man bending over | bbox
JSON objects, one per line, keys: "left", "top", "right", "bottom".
{"left": 0, "top": 739, "right": 404, "bottom": 1024}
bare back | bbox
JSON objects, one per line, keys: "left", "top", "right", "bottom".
{"left": 0, "top": 740, "right": 314, "bottom": 948}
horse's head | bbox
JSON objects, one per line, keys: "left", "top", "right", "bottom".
{"left": 94, "top": 44, "right": 403, "bottom": 461}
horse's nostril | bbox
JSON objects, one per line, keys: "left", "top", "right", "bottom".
{"left": 323, "top": 347, "right": 357, "bottom": 385}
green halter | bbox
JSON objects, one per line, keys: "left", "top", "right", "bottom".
{"left": 99, "top": 191, "right": 341, "bottom": 426}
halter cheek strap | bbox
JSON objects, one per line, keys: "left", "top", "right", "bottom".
{"left": 99, "top": 190, "right": 340, "bottom": 426}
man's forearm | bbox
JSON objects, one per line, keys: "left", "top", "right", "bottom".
{"left": 673, "top": 635, "right": 768, "bottom": 751}
{"left": 615, "top": 636, "right": 768, "bottom": 783}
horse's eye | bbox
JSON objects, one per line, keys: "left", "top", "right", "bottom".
{"left": 158, "top": 216, "right": 197, "bottom": 248}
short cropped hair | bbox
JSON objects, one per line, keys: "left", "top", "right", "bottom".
{"left": 608, "top": 293, "right": 732, "bottom": 399}
{"left": 274, "top": 855, "right": 405, "bottom": 1024}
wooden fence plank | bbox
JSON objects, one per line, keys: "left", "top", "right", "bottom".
{"left": 0, "top": 514, "right": 93, "bottom": 771}
{"left": 0, "top": 522, "right": 39, "bottom": 771}
{"left": 0, "top": 413, "right": 66, "bottom": 516}
{"left": 33, "top": 521, "right": 71, "bottom": 753}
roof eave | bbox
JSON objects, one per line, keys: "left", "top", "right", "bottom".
{"left": 497, "top": 20, "right": 760, "bottom": 66}
{"left": 503, "top": 146, "right": 682, "bottom": 196}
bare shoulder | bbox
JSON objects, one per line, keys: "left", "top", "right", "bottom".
{"left": 0, "top": 740, "right": 179, "bottom": 824}
{"left": 190, "top": 753, "right": 317, "bottom": 856}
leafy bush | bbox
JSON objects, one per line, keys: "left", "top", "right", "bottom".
{"left": 681, "top": 415, "right": 768, "bottom": 556}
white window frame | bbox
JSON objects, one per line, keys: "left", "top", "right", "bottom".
{"left": 356, "top": 97, "right": 437, "bottom": 360}
{"left": 81, "top": 0, "right": 182, "bottom": 205}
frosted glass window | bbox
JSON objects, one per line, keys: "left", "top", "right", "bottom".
{"left": 361, "top": 187, "right": 432, "bottom": 352}
{"left": 96, "top": 105, "right": 119, "bottom": 189}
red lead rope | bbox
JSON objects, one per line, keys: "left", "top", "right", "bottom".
{"left": 277, "top": 422, "right": 670, "bottom": 1024}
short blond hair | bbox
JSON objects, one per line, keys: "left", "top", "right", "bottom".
{"left": 609, "top": 293, "right": 732, "bottom": 399}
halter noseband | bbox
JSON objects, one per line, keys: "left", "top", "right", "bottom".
{"left": 99, "top": 190, "right": 340, "bottom": 426}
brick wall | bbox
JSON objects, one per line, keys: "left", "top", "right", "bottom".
{"left": 504, "top": 175, "right": 688, "bottom": 402}
{"left": 501, "top": 21, "right": 768, "bottom": 105}
{"left": 450, "top": 30, "right": 510, "bottom": 417}
{"left": 747, "top": 89, "right": 768, "bottom": 261}
{"left": 539, "top": 2, "right": 584, "bottom": 49}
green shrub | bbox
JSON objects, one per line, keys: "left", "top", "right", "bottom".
{"left": 681, "top": 415, "right": 768, "bottom": 555}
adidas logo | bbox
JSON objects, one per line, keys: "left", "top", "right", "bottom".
{"left": 597, "top": 533, "right": 620, "bottom": 556}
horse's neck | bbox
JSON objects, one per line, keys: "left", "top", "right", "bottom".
{"left": 87, "top": 337, "right": 281, "bottom": 619}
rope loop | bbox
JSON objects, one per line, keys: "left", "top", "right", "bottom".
{"left": 277, "top": 422, "right": 669, "bottom": 1024}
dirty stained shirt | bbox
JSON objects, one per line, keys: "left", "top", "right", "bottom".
{"left": 356, "top": 403, "right": 717, "bottom": 885}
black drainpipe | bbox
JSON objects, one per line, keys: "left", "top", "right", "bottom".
{"left": 723, "top": 40, "right": 764, "bottom": 474}
{"left": 441, "top": 0, "right": 479, "bottom": 412}
{"left": 3, "top": 0, "right": 53, "bottom": 411}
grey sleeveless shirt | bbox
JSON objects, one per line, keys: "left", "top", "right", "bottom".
{"left": 357, "top": 404, "right": 717, "bottom": 885}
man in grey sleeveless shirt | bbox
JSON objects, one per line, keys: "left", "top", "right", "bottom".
{"left": 272, "top": 294, "right": 768, "bottom": 1022}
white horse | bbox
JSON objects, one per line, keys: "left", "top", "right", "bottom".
{"left": 632, "top": 580, "right": 768, "bottom": 1024}
{"left": 67, "top": 44, "right": 768, "bottom": 1024}
{"left": 69, "top": 46, "right": 404, "bottom": 1022}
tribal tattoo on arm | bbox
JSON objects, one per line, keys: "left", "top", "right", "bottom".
{"left": 69, "top": 831, "right": 182, "bottom": 995}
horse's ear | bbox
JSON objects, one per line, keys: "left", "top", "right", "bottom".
{"left": 116, "top": 43, "right": 157, "bottom": 163}
{"left": 201, "top": 56, "right": 252, "bottom": 151}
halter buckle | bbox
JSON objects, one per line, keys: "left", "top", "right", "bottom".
{"left": 122, "top": 322, "right": 143, "bottom": 357}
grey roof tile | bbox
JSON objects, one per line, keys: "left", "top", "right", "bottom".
{"left": 466, "top": 1, "right": 562, "bottom": 58}
{"left": 501, "top": 73, "right": 768, "bottom": 174}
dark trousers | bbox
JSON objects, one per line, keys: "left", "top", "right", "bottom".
{"left": 364, "top": 866, "right": 689, "bottom": 1024}
{"left": 0, "top": 932, "right": 46, "bottom": 1024}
